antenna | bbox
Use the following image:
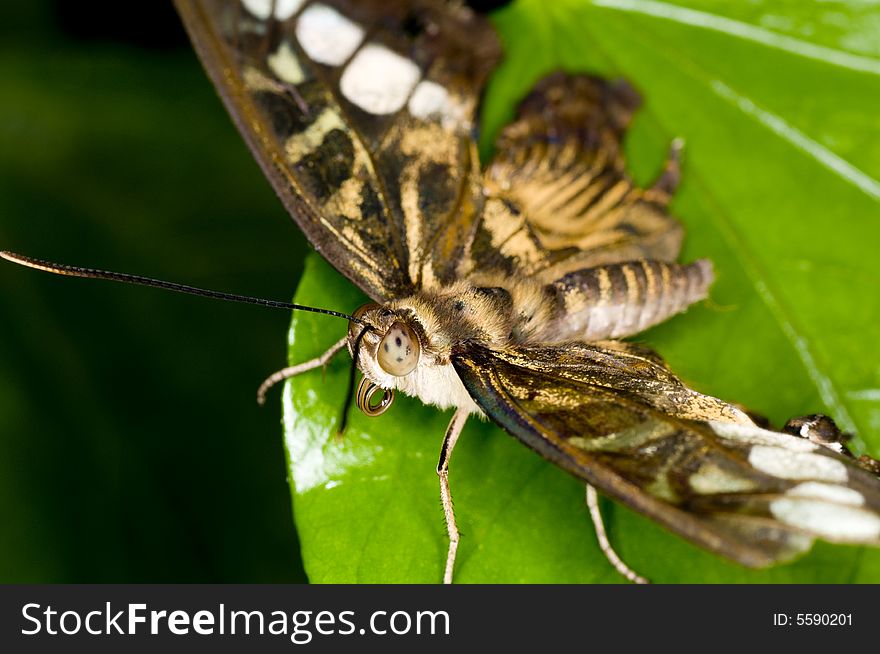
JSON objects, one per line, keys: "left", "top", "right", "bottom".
{"left": 1, "top": 251, "right": 369, "bottom": 326}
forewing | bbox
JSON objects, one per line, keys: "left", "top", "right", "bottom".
{"left": 452, "top": 342, "right": 880, "bottom": 567}
{"left": 175, "top": 0, "right": 500, "bottom": 300}
{"left": 471, "top": 72, "right": 684, "bottom": 283}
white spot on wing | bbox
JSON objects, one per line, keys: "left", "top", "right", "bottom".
{"left": 340, "top": 44, "right": 421, "bottom": 115}
{"left": 710, "top": 421, "right": 817, "bottom": 452}
{"left": 787, "top": 482, "right": 864, "bottom": 507}
{"left": 689, "top": 463, "right": 759, "bottom": 494}
{"left": 274, "top": 0, "right": 305, "bottom": 20}
{"left": 242, "top": 0, "right": 272, "bottom": 19}
{"left": 408, "top": 80, "right": 466, "bottom": 130}
{"left": 770, "top": 498, "right": 880, "bottom": 541}
{"left": 268, "top": 41, "right": 306, "bottom": 85}
{"left": 408, "top": 80, "right": 447, "bottom": 117}
{"left": 242, "top": 0, "right": 305, "bottom": 21}
{"left": 748, "top": 446, "right": 848, "bottom": 482}
{"left": 296, "top": 3, "right": 365, "bottom": 66}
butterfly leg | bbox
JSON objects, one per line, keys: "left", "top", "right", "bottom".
{"left": 645, "top": 137, "right": 684, "bottom": 201}
{"left": 256, "top": 336, "right": 348, "bottom": 405}
{"left": 585, "top": 485, "right": 649, "bottom": 584}
{"left": 438, "top": 408, "right": 468, "bottom": 584}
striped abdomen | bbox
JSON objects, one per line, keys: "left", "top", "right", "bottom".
{"left": 538, "top": 259, "right": 713, "bottom": 342}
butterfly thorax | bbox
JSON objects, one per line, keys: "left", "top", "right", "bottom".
{"left": 348, "top": 257, "right": 713, "bottom": 413}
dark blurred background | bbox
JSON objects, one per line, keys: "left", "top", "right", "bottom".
{"left": 0, "top": 2, "right": 312, "bottom": 582}
{"left": 0, "top": 0, "right": 512, "bottom": 583}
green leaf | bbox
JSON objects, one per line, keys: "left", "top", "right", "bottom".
{"left": 282, "top": 0, "right": 880, "bottom": 583}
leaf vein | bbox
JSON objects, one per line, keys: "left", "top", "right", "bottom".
{"left": 588, "top": 0, "right": 880, "bottom": 75}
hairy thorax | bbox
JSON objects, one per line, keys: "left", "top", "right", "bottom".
{"left": 349, "top": 260, "right": 713, "bottom": 414}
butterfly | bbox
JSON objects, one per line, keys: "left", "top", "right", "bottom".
{"left": 164, "top": 0, "right": 880, "bottom": 583}
{"left": 5, "top": 0, "right": 878, "bottom": 583}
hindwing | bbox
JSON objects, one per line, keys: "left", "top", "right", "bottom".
{"left": 466, "top": 72, "right": 685, "bottom": 284}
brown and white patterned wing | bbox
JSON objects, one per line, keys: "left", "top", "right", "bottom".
{"left": 452, "top": 342, "right": 880, "bottom": 566}
{"left": 175, "top": 0, "right": 500, "bottom": 301}
{"left": 469, "top": 72, "right": 685, "bottom": 283}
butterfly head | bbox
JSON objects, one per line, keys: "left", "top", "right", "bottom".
{"left": 344, "top": 300, "right": 478, "bottom": 418}
{"left": 349, "top": 303, "right": 423, "bottom": 381}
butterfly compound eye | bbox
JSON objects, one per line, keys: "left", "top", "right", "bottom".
{"left": 377, "top": 322, "right": 420, "bottom": 376}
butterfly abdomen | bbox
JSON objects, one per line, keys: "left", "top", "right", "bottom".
{"left": 539, "top": 259, "right": 713, "bottom": 342}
